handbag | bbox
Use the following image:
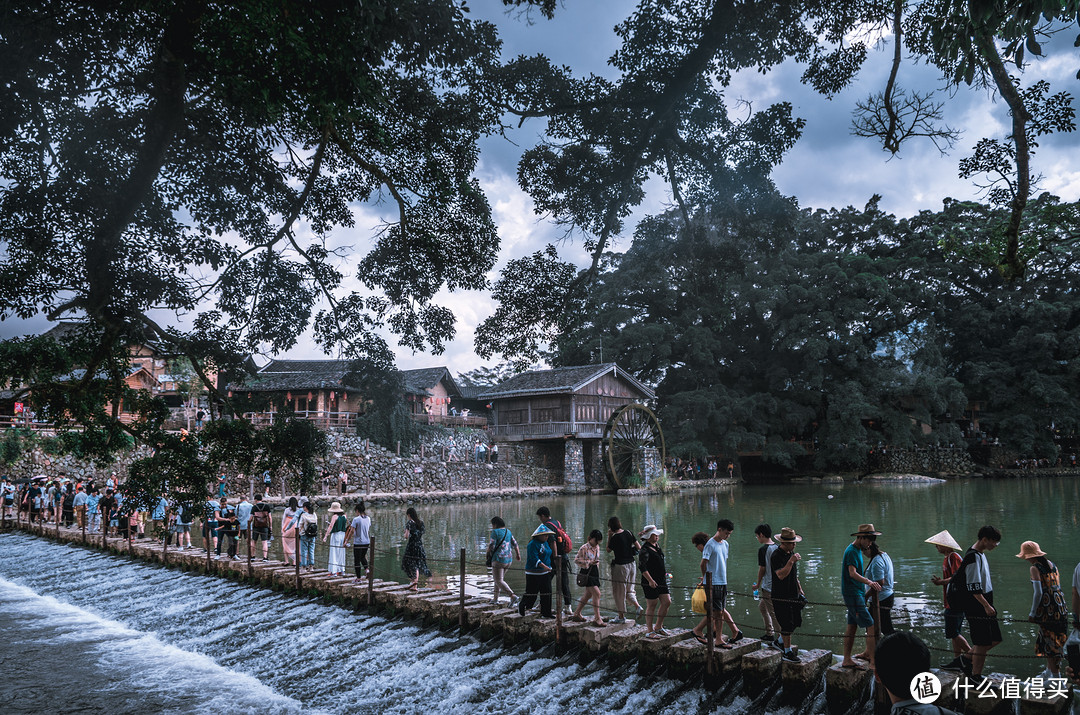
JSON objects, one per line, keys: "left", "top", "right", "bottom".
{"left": 576, "top": 568, "right": 589, "bottom": 587}
{"left": 486, "top": 531, "right": 506, "bottom": 568}
{"left": 691, "top": 585, "right": 707, "bottom": 615}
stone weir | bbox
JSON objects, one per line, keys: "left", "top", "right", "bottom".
{"left": 3, "top": 520, "right": 1070, "bottom": 715}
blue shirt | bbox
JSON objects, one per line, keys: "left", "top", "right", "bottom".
{"left": 152, "top": 497, "right": 168, "bottom": 520}
{"left": 236, "top": 500, "right": 253, "bottom": 529}
{"left": 73, "top": 492, "right": 88, "bottom": 507}
{"left": 866, "top": 552, "right": 894, "bottom": 599}
{"left": 841, "top": 543, "right": 865, "bottom": 598}
{"left": 86, "top": 495, "right": 99, "bottom": 513}
{"left": 701, "top": 537, "right": 729, "bottom": 585}
{"left": 525, "top": 539, "right": 552, "bottom": 574}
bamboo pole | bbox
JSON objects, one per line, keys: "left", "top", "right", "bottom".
{"left": 459, "top": 547, "right": 466, "bottom": 630}
{"left": 367, "top": 536, "right": 375, "bottom": 609}
{"left": 705, "top": 571, "right": 715, "bottom": 676}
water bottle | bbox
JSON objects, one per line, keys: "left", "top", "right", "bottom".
{"left": 752, "top": 584, "right": 760, "bottom": 600}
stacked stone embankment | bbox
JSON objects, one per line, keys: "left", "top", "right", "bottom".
{"left": 4, "top": 520, "right": 1071, "bottom": 715}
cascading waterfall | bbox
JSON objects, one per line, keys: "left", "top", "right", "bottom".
{"left": 0, "top": 532, "right": 824, "bottom": 714}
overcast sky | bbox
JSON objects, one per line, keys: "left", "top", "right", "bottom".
{"left": 5, "top": 3, "right": 1078, "bottom": 377}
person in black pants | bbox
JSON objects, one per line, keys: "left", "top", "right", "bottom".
{"left": 518, "top": 525, "right": 555, "bottom": 617}
{"left": 537, "top": 506, "right": 572, "bottom": 613}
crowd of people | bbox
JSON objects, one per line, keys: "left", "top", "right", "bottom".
{"left": 486, "top": 508, "right": 1079, "bottom": 692}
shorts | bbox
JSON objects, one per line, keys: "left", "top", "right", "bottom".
{"left": 643, "top": 582, "right": 670, "bottom": 600}
{"left": 252, "top": 527, "right": 271, "bottom": 542}
{"left": 774, "top": 598, "right": 803, "bottom": 635}
{"left": 944, "top": 608, "right": 965, "bottom": 640}
{"left": 966, "top": 595, "right": 1003, "bottom": 646}
{"left": 710, "top": 585, "right": 728, "bottom": 612}
{"left": 173, "top": 525, "right": 191, "bottom": 533}
{"left": 844, "top": 594, "right": 874, "bottom": 628}
{"left": 580, "top": 565, "right": 601, "bottom": 588}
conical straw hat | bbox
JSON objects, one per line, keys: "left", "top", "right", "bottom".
{"left": 924, "top": 529, "right": 961, "bottom": 551}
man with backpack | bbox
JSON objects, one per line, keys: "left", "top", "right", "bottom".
{"left": 536, "top": 506, "right": 573, "bottom": 614}
{"left": 216, "top": 497, "right": 240, "bottom": 559}
{"left": 250, "top": 494, "right": 273, "bottom": 560}
{"left": 950, "top": 525, "right": 1003, "bottom": 686}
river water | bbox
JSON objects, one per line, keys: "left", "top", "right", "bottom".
{"left": 2, "top": 478, "right": 1077, "bottom": 712}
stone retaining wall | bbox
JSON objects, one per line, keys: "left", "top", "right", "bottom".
{"left": 867, "top": 446, "right": 976, "bottom": 475}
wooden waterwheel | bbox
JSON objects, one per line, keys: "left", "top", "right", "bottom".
{"left": 603, "top": 403, "right": 666, "bottom": 488}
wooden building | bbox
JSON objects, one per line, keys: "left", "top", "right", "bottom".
{"left": 481, "top": 363, "right": 655, "bottom": 487}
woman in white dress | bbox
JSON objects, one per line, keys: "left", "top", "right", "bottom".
{"left": 323, "top": 501, "right": 348, "bottom": 574}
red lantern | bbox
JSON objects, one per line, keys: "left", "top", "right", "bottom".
{"left": 286, "top": 392, "right": 292, "bottom": 401}
{"left": 330, "top": 391, "right": 336, "bottom": 401}
{"left": 308, "top": 391, "right": 313, "bottom": 402}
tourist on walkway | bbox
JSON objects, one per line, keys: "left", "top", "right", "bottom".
{"left": 61, "top": 484, "right": 74, "bottom": 527}
{"left": 250, "top": 494, "right": 272, "bottom": 560}
{"left": 771, "top": 527, "right": 805, "bottom": 662}
{"left": 298, "top": 502, "right": 318, "bottom": 571}
{"left": 100, "top": 489, "right": 117, "bottom": 535}
{"left": 281, "top": 497, "right": 299, "bottom": 565}
{"left": 853, "top": 534, "right": 895, "bottom": 664}
{"left": 262, "top": 470, "right": 272, "bottom": 497}
{"left": 752, "top": 523, "right": 782, "bottom": 647}
{"left": 1017, "top": 540, "right": 1069, "bottom": 678}
{"left": 174, "top": 501, "right": 193, "bottom": 549}
{"left": 217, "top": 475, "right": 227, "bottom": 499}
{"left": 487, "top": 516, "right": 519, "bottom": 606}
{"left": 216, "top": 498, "right": 240, "bottom": 560}
{"left": 926, "top": 529, "right": 972, "bottom": 672}
{"left": 236, "top": 495, "right": 253, "bottom": 545}
{"left": 204, "top": 495, "right": 220, "bottom": 555}
{"left": 324, "top": 501, "right": 348, "bottom": 575}
{"left": 639, "top": 524, "right": 671, "bottom": 637}
{"left": 345, "top": 502, "right": 371, "bottom": 582}
{"left": 152, "top": 495, "right": 168, "bottom": 540}
{"left": 570, "top": 529, "right": 606, "bottom": 626}
{"left": 957, "top": 525, "right": 1002, "bottom": 685}
{"left": 841, "top": 523, "right": 882, "bottom": 670}
{"left": 700, "top": 518, "right": 743, "bottom": 646}
{"left": 401, "top": 507, "right": 430, "bottom": 590}
{"left": 875, "top": 632, "right": 961, "bottom": 715}
{"left": 606, "top": 516, "right": 642, "bottom": 623}
{"left": 73, "top": 485, "right": 88, "bottom": 530}
{"left": 536, "top": 506, "right": 573, "bottom": 614}
{"left": 518, "top": 524, "right": 555, "bottom": 618}
{"left": 86, "top": 488, "right": 101, "bottom": 533}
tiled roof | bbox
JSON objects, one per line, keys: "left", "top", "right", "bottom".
{"left": 229, "top": 360, "right": 458, "bottom": 395}
{"left": 401, "top": 367, "right": 459, "bottom": 397}
{"left": 479, "top": 363, "right": 655, "bottom": 400}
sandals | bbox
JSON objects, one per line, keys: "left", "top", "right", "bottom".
{"left": 693, "top": 633, "right": 708, "bottom": 645}
{"left": 569, "top": 614, "right": 587, "bottom": 622}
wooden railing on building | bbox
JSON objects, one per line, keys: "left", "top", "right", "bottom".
{"left": 243, "top": 410, "right": 357, "bottom": 431}
{"left": 488, "top": 421, "right": 607, "bottom": 439}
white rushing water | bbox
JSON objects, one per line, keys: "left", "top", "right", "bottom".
{"left": 0, "top": 532, "right": 823, "bottom": 714}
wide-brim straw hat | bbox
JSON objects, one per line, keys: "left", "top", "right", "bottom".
{"left": 924, "top": 530, "right": 962, "bottom": 551}
{"left": 851, "top": 523, "right": 882, "bottom": 536}
{"left": 774, "top": 526, "right": 803, "bottom": 543}
{"left": 532, "top": 524, "right": 554, "bottom": 537}
{"left": 1016, "top": 540, "right": 1046, "bottom": 559}
{"left": 640, "top": 524, "right": 664, "bottom": 539}
{"left": 328, "top": 501, "right": 345, "bottom": 514}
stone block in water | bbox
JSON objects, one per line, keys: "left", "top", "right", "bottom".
{"left": 780, "top": 648, "right": 832, "bottom": 704}
{"left": 1019, "top": 686, "right": 1071, "bottom": 715}
{"left": 742, "top": 648, "right": 782, "bottom": 697}
{"left": 962, "top": 673, "right": 1019, "bottom": 715}
{"left": 605, "top": 625, "right": 651, "bottom": 661}
{"left": 577, "top": 621, "right": 634, "bottom": 652}
{"left": 825, "top": 662, "right": 873, "bottom": 714}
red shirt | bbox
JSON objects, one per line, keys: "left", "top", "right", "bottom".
{"left": 942, "top": 551, "right": 963, "bottom": 608}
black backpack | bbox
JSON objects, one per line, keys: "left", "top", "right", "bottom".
{"left": 304, "top": 519, "right": 318, "bottom": 538}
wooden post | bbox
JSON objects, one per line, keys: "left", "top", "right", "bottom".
{"left": 249, "top": 475, "right": 254, "bottom": 501}
{"left": 367, "top": 535, "right": 375, "bottom": 609}
{"left": 247, "top": 523, "right": 253, "bottom": 577}
{"left": 206, "top": 524, "right": 212, "bottom": 572}
{"left": 102, "top": 507, "right": 109, "bottom": 549}
{"left": 366, "top": 472, "right": 371, "bottom": 495}
{"left": 474, "top": 471, "right": 478, "bottom": 492}
{"left": 163, "top": 513, "right": 169, "bottom": 565}
{"left": 554, "top": 551, "right": 563, "bottom": 644}
{"left": 705, "top": 571, "right": 715, "bottom": 676}
{"left": 421, "top": 444, "right": 425, "bottom": 459}
{"left": 497, "top": 470, "right": 502, "bottom": 493}
{"left": 295, "top": 525, "right": 301, "bottom": 591}
{"left": 516, "top": 472, "right": 521, "bottom": 492}
{"left": 127, "top": 513, "right": 132, "bottom": 554}
{"left": 81, "top": 508, "right": 86, "bottom": 543}
{"left": 459, "top": 547, "right": 466, "bottom": 630}
{"left": 396, "top": 441, "right": 400, "bottom": 456}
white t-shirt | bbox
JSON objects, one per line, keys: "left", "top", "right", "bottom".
{"left": 702, "top": 537, "right": 729, "bottom": 585}
{"left": 350, "top": 514, "right": 371, "bottom": 545}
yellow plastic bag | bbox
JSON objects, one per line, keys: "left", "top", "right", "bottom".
{"left": 691, "top": 585, "right": 706, "bottom": 615}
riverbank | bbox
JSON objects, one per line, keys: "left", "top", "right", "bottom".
{"left": 2, "top": 519, "right": 1073, "bottom": 715}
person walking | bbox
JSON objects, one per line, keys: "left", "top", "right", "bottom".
{"left": 204, "top": 495, "right": 220, "bottom": 555}
{"left": 297, "top": 502, "right": 319, "bottom": 571}
{"left": 770, "top": 527, "right": 805, "bottom": 662}
{"left": 1017, "top": 540, "right": 1069, "bottom": 678}
{"left": 73, "top": 485, "right": 88, "bottom": 530}
{"left": 639, "top": 524, "right": 671, "bottom": 636}
{"left": 486, "top": 516, "right": 520, "bottom": 606}
{"left": 250, "top": 494, "right": 273, "bottom": 560}
{"left": 61, "top": 484, "right": 75, "bottom": 527}
{"left": 926, "top": 529, "right": 972, "bottom": 672}
{"left": 536, "top": 506, "right": 573, "bottom": 614}
{"left": 236, "top": 495, "right": 253, "bottom": 551}
{"left": 853, "top": 534, "right": 895, "bottom": 663}
{"left": 216, "top": 498, "right": 240, "bottom": 559}
{"left": 345, "top": 502, "right": 371, "bottom": 582}
{"left": 401, "top": 507, "right": 430, "bottom": 590}
{"left": 954, "top": 525, "right": 1002, "bottom": 685}
{"left": 752, "top": 523, "right": 783, "bottom": 648}
{"left": 323, "top": 501, "right": 348, "bottom": 575}
{"left": 262, "top": 470, "right": 273, "bottom": 497}
{"left": 606, "top": 516, "right": 642, "bottom": 623}
{"left": 518, "top": 524, "right": 555, "bottom": 618}
{"left": 281, "top": 497, "right": 299, "bottom": 565}
{"left": 174, "top": 501, "right": 193, "bottom": 549}
{"left": 570, "top": 529, "right": 606, "bottom": 626}
{"left": 700, "top": 518, "right": 743, "bottom": 646}
{"left": 86, "top": 488, "right": 101, "bottom": 533}
{"left": 841, "top": 524, "right": 883, "bottom": 670}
